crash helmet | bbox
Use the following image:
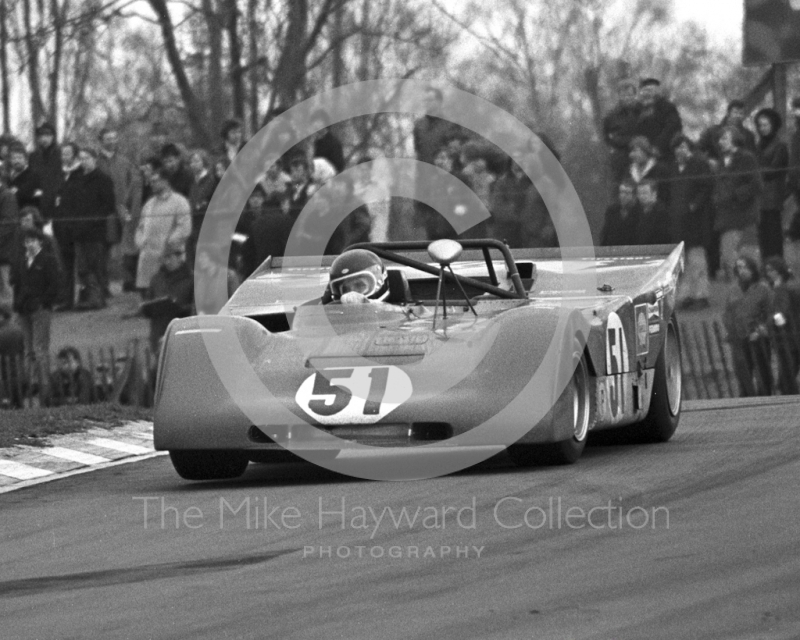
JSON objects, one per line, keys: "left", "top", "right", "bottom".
{"left": 328, "top": 249, "right": 389, "bottom": 301}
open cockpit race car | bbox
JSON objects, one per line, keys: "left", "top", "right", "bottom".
{"left": 153, "top": 239, "right": 684, "bottom": 481}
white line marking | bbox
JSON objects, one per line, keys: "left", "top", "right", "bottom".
{"left": 0, "top": 460, "right": 54, "bottom": 480}
{"left": 41, "top": 447, "right": 111, "bottom": 465}
{"left": 87, "top": 439, "right": 152, "bottom": 455}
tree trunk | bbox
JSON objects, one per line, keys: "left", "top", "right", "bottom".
{"left": 201, "top": 0, "right": 224, "bottom": 143}
{"left": 223, "top": 0, "right": 245, "bottom": 122}
{"left": 22, "top": 0, "right": 46, "bottom": 126}
{"left": 0, "top": 0, "right": 9, "bottom": 132}
{"left": 269, "top": 0, "right": 308, "bottom": 112}
{"left": 48, "top": 0, "right": 69, "bottom": 128}
{"left": 148, "top": 0, "right": 211, "bottom": 147}
{"left": 246, "top": 0, "right": 258, "bottom": 135}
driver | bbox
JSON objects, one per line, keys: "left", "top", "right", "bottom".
{"left": 326, "top": 249, "right": 389, "bottom": 304}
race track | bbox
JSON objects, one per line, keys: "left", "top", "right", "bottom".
{"left": 3, "top": 398, "right": 800, "bottom": 640}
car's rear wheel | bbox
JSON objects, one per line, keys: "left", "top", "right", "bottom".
{"left": 169, "top": 450, "right": 249, "bottom": 480}
{"left": 638, "top": 318, "right": 682, "bottom": 442}
{"left": 508, "top": 342, "right": 593, "bottom": 467}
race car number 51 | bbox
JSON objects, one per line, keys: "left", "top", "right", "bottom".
{"left": 296, "top": 366, "right": 413, "bottom": 425}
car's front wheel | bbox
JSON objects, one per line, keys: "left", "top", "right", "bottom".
{"left": 508, "top": 342, "right": 593, "bottom": 467}
{"left": 169, "top": 450, "right": 249, "bottom": 480}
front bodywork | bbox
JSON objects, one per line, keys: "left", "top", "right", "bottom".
{"left": 154, "top": 244, "right": 683, "bottom": 453}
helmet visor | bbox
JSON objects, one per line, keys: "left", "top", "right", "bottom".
{"left": 330, "top": 270, "right": 379, "bottom": 299}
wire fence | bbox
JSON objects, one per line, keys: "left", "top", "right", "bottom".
{"left": 0, "top": 320, "right": 796, "bottom": 410}
{"left": 0, "top": 339, "right": 155, "bottom": 410}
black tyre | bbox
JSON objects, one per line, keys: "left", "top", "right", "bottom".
{"left": 638, "top": 317, "right": 682, "bottom": 442}
{"left": 508, "top": 342, "right": 593, "bottom": 467}
{"left": 169, "top": 450, "right": 250, "bottom": 480}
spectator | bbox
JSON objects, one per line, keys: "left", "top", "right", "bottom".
{"left": 602, "top": 78, "right": 641, "bottom": 184}
{"left": 633, "top": 180, "right": 672, "bottom": 245}
{"left": 764, "top": 256, "right": 800, "bottom": 395}
{"left": 187, "top": 149, "right": 217, "bottom": 265}
{"left": 311, "top": 108, "right": 345, "bottom": 173}
{"left": 160, "top": 143, "right": 193, "bottom": 198}
{"left": 625, "top": 136, "right": 670, "bottom": 205}
{"left": 235, "top": 184, "right": 268, "bottom": 276}
{"left": 194, "top": 243, "right": 241, "bottom": 315}
{"left": 788, "top": 97, "right": 800, "bottom": 241}
{"left": 669, "top": 134, "right": 714, "bottom": 310}
{"left": 713, "top": 126, "right": 763, "bottom": 281}
{"left": 0, "top": 302, "right": 24, "bottom": 408}
{"left": 248, "top": 177, "right": 293, "bottom": 268}
{"left": 0, "top": 134, "right": 22, "bottom": 182}
{"left": 633, "top": 78, "right": 683, "bottom": 160}
{"left": 698, "top": 100, "right": 757, "bottom": 165}
{"left": 10, "top": 227, "right": 59, "bottom": 377}
{"left": 326, "top": 175, "right": 371, "bottom": 255}
{"left": 754, "top": 107, "right": 789, "bottom": 260}
{"left": 723, "top": 255, "right": 774, "bottom": 396}
{"left": 0, "top": 173, "right": 19, "bottom": 309}
{"left": 601, "top": 180, "right": 640, "bottom": 246}
{"left": 458, "top": 141, "right": 502, "bottom": 240}
{"left": 52, "top": 142, "right": 82, "bottom": 310}
{"left": 28, "top": 122, "right": 62, "bottom": 222}
{"left": 213, "top": 155, "right": 230, "bottom": 182}
{"left": 49, "top": 346, "right": 93, "bottom": 406}
{"left": 286, "top": 153, "right": 317, "bottom": 220}
{"left": 74, "top": 147, "right": 116, "bottom": 310}
{"left": 134, "top": 162, "right": 192, "bottom": 292}
{"left": 143, "top": 241, "right": 193, "bottom": 353}
{"left": 218, "top": 118, "right": 245, "bottom": 164}
{"left": 97, "top": 127, "right": 143, "bottom": 293}
{"left": 7, "top": 144, "right": 42, "bottom": 210}
{"left": 13, "top": 206, "right": 62, "bottom": 275}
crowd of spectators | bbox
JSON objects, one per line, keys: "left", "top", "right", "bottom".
{"left": 600, "top": 76, "right": 800, "bottom": 396}
{"left": 3, "top": 78, "right": 800, "bottom": 403}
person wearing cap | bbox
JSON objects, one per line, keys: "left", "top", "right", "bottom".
{"left": 74, "top": 146, "right": 116, "bottom": 310}
{"left": 754, "top": 107, "right": 789, "bottom": 260}
{"left": 144, "top": 240, "right": 193, "bottom": 353}
{"left": 97, "top": 127, "right": 143, "bottom": 292}
{"left": 10, "top": 227, "right": 59, "bottom": 374}
{"left": 713, "top": 126, "right": 763, "bottom": 281}
{"left": 28, "top": 122, "right": 62, "bottom": 222}
{"left": 218, "top": 119, "right": 245, "bottom": 165}
{"left": 159, "top": 143, "right": 193, "bottom": 198}
{"left": 602, "top": 78, "right": 641, "bottom": 184}
{"left": 135, "top": 162, "right": 192, "bottom": 292}
{"left": 633, "top": 78, "right": 683, "bottom": 161}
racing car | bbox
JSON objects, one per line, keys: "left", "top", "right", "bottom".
{"left": 153, "top": 239, "right": 684, "bottom": 480}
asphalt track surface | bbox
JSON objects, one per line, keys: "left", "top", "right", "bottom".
{"left": 3, "top": 397, "right": 800, "bottom": 640}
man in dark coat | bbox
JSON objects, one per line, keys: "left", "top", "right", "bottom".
{"left": 633, "top": 180, "right": 672, "bottom": 245}
{"left": 633, "top": 78, "right": 683, "bottom": 161}
{"left": 28, "top": 122, "right": 62, "bottom": 222}
{"left": 601, "top": 180, "right": 640, "bottom": 246}
{"left": 143, "top": 241, "right": 193, "bottom": 353}
{"left": 52, "top": 142, "right": 83, "bottom": 309}
{"left": 160, "top": 143, "right": 193, "bottom": 198}
{"left": 669, "top": 134, "right": 714, "bottom": 309}
{"left": 602, "top": 78, "right": 641, "bottom": 184}
{"left": 74, "top": 147, "right": 116, "bottom": 310}
{"left": 754, "top": 107, "right": 789, "bottom": 259}
{"left": 311, "top": 109, "right": 345, "bottom": 173}
{"left": 698, "top": 100, "right": 757, "bottom": 164}
{"left": 7, "top": 144, "right": 42, "bottom": 210}
{"left": 788, "top": 97, "right": 800, "bottom": 241}
{"left": 217, "top": 118, "right": 245, "bottom": 165}
{"left": 713, "top": 126, "right": 763, "bottom": 281}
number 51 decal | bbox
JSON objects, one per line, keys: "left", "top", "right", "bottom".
{"left": 295, "top": 366, "right": 413, "bottom": 425}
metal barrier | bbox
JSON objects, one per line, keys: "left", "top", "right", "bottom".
{"left": 0, "top": 339, "right": 155, "bottom": 410}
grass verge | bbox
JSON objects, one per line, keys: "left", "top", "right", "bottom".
{"left": 0, "top": 403, "right": 153, "bottom": 449}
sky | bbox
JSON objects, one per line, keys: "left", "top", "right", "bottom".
{"left": 673, "top": 0, "right": 744, "bottom": 45}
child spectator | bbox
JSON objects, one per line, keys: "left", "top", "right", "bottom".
{"left": 49, "top": 346, "right": 93, "bottom": 406}
{"left": 698, "top": 100, "right": 757, "bottom": 164}
{"left": 764, "top": 256, "right": 800, "bottom": 395}
{"left": 10, "top": 227, "right": 60, "bottom": 377}
{"left": 633, "top": 180, "right": 672, "bottom": 245}
{"left": 141, "top": 241, "right": 194, "bottom": 353}
{"left": 625, "top": 136, "right": 670, "bottom": 205}
{"left": 194, "top": 243, "right": 241, "bottom": 315}
{"left": 723, "top": 256, "right": 774, "bottom": 397}
{"left": 601, "top": 180, "right": 640, "bottom": 246}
